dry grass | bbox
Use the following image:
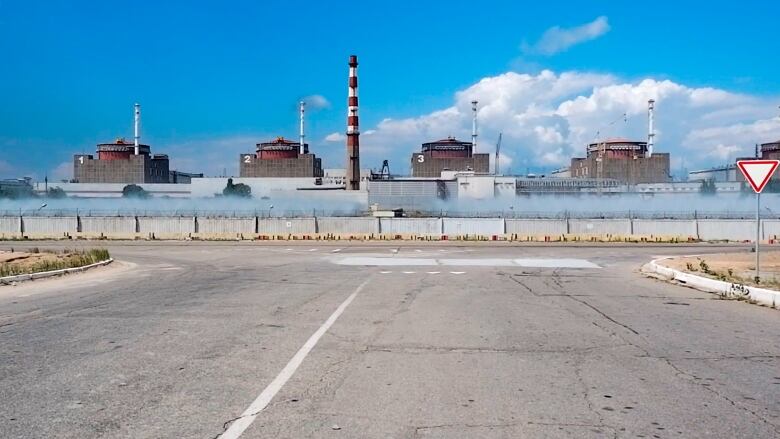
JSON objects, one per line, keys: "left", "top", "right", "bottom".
{"left": 661, "top": 250, "right": 780, "bottom": 289}
{"left": 0, "top": 248, "right": 110, "bottom": 277}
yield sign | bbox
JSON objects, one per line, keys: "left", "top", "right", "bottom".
{"left": 737, "top": 160, "right": 780, "bottom": 193}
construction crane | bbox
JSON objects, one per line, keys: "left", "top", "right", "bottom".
{"left": 370, "top": 160, "right": 391, "bottom": 180}
{"left": 494, "top": 133, "right": 503, "bottom": 175}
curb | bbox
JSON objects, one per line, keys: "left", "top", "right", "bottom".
{"left": 0, "top": 258, "right": 114, "bottom": 285}
{"left": 643, "top": 257, "right": 779, "bottom": 308}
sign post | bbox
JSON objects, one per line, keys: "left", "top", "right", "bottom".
{"left": 737, "top": 160, "right": 779, "bottom": 283}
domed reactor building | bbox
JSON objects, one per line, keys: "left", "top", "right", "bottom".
{"left": 410, "top": 101, "right": 490, "bottom": 177}
{"left": 73, "top": 104, "right": 197, "bottom": 183}
{"left": 570, "top": 100, "right": 671, "bottom": 184}
{"left": 240, "top": 102, "right": 323, "bottom": 178}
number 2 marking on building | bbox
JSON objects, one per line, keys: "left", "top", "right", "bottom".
{"left": 244, "top": 155, "right": 251, "bottom": 163}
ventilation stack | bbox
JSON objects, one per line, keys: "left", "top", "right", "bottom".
{"left": 346, "top": 55, "right": 360, "bottom": 190}
{"left": 647, "top": 99, "right": 655, "bottom": 158}
{"left": 134, "top": 103, "right": 141, "bottom": 155}
{"left": 471, "top": 100, "right": 478, "bottom": 153}
{"left": 299, "top": 100, "right": 306, "bottom": 154}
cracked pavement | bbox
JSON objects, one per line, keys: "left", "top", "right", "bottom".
{"left": 0, "top": 242, "right": 779, "bottom": 438}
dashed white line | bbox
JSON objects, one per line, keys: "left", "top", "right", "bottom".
{"left": 219, "top": 278, "right": 372, "bottom": 439}
{"left": 450, "top": 271, "right": 466, "bottom": 275}
{"left": 331, "top": 248, "right": 342, "bottom": 253}
{"left": 380, "top": 271, "right": 392, "bottom": 274}
{"left": 426, "top": 271, "right": 441, "bottom": 274}
{"left": 307, "top": 248, "right": 318, "bottom": 252}
{"left": 402, "top": 271, "right": 416, "bottom": 274}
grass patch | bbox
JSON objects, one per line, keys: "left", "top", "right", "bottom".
{"left": 0, "top": 248, "right": 110, "bottom": 277}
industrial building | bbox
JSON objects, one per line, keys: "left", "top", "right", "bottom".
{"left": 688, "top": 164, "right": 739, "bottom": 182}
{"left": 411, "top": 137, "right": 490, "bottom": 177}
{"left": 569, "top": 100, "right": 671, "bottom": 185}
{"left": 570, "top": 137, "right": 671, "bottom": 184}
{"left": 410, "top": 101, "right": 490, "bottom": 177}
{"left": 240, "top": 101, "right": 324, "bottom": 178}
{"left": 689, "top": 139, "right": 780, "bottom": 183}
{"left": 240, "top": 136, "right": 323, "bottom": 178}
{"left": 73, "top": 104, "right": 197, "bottom": 184}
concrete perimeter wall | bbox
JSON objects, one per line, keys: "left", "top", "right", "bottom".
{"left": 137, "top": 217, "right": 196, "bottom": 236}
{"left": 81, "top": 217, "right": 137, "bottom": 235}
{"left": 569, "top": 219, "right": 632, "bottom": 236}
{"left": 317, "top": 217, "right": 379, "bottom": 235}
{"left": 443, "top": 218, "right": 504, "bottom": 236}
{"left": 0, "top": 217, "right": 21, "bottom": 235}
{"left": 196, "top": 217, "right": 256, "bottom": 235}
{"left": 380, "top": 218, "right": 443, "bottom": 235}
{"left": 697, "top": 219, "right": 755, "bottom": 242}
{"left": 1, "top": 216, "right": 778, "bottom": 241}
{"left": 23, "top": 216, "right": 78, "bottom": 236}
{"left": 632, "top": 219, "right": 697, "bottom": 237}
{"left": 505, "top": 219, "right": 567, "bottom": 236}
{"left": 258, "top": 218, "right": 316, "bottom": 235}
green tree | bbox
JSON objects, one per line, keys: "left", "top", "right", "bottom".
{"left": 700, "top": 179, "right": 717, "bottom": 195}
{"left": 223, "top": 178, "right": 252, "bottom": 198}
{"left": 46, "top": 187, "right": 67, "bottom": 199}
{"left": 122, "top": 184, "right": 150, "bottom": 199}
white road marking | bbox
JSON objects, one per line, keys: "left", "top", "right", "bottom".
{"left": 308, "top": 249, "right": 318, "bottom": 252}
{"left": 219, "top": 278, "right": 372, "bottom": 439}
{"left": 331, "top": 248, "right": 342, "bottom": 253}
{"left": 415, "top": 249, "right": 422, "bottom": 253}
{"left": 426, "top": 271, "right": 441, "bottom": 274}
{"left": 450, "top": 271, "right": 466, "bottom": 275}
{"left": 285, "top": 249, "right": 292, "bottom": 251}
{"left": 335, "top": 257, "right": 599, "bottom": 268}
{"left": 380, "top": 271, "right": 392, "bottom": 274}
{"left": 402, "top": 271, "right": 416, "bottom": 274}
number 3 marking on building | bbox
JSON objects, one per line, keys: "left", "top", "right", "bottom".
{"left": 417, "top": 155, "right": 425, "bottom": 163}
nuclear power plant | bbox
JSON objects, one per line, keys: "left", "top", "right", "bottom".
{"left": 40, "top": 53, "right": 779, "bottom": 204}
{"left": 73, "top": 104, "right": 201, "bottom": 184}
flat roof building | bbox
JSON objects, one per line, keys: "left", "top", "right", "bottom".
{"left": 570, "top": 137, "right": 671, "bottom": 184}
{"left": 411, "top": 137, "right": 490, "bottom": 178}
{"left": 240, "top": 136, "right": 323, "bottom": 178}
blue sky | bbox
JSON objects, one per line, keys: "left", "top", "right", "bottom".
{"left": 1, "top": 0, "right": 779, "bottom": 179}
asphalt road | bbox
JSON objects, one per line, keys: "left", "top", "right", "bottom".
{"left": 1, "top": 242, "right": 778, "bottom": 438}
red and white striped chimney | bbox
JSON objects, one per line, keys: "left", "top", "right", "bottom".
{"left": 346, "top": 55, "right": 360, "bottom": 190}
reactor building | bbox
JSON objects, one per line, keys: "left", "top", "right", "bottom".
{"left": 240, "top": 101, "right": 324, "bottom": 178}
{"left": 73, "top": 104, "right": 199, "bottom": 184}
{"left": 410, "top": 101, "right": 490, "bottom": 177}
{"left": 570, "top": 100, "right": 670, "bottom": 184}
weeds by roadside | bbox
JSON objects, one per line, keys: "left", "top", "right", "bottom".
{"left": 0, "top": 248, "right": 110, "bottom": 277}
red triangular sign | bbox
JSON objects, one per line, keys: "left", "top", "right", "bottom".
{"left": 737, "top": 160, "right": 779, "bottom": 193}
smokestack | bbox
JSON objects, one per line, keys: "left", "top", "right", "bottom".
{"left": 346, "top": 55, "right": 360, "bottom": 191}
{"left": 299, "top": 100, "right": 306, "bottom": 155}
{"left": 471, "top": 100, "right": 478, "bottom": 153}
{"left": 134, "top": 103, "right": 141, "bottom": 155}
{"left": 647, "top": 99, "right": 655, "bottom": 158}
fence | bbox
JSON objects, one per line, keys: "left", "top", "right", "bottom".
{"left": 0, "top": 215, "right": 774, "bottom": 242}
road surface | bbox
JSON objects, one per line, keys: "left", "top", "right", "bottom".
{"left": 1, "top": 242, "right": 778, "bottom": 438}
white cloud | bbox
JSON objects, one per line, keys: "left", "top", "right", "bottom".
{"left": 355, "top": 70, "right": 780, "bottom": 172}
{"left": 50, "top": 161, "right": 72, "bottom": 182}
{"left": 522, "top": 16, "right": 611, "bottom": 56}
{"left": 303, "top": 94, "right": 330, "bottom": 110}
{"left": 324, "top": 132, "right": 345, "bottom": 142}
